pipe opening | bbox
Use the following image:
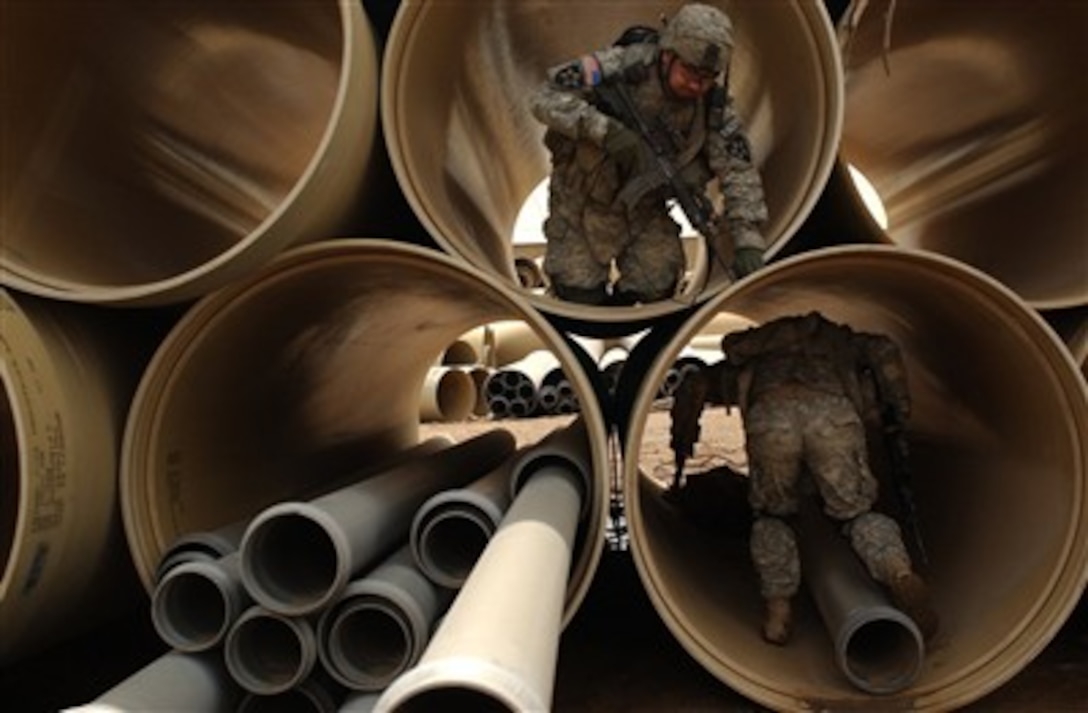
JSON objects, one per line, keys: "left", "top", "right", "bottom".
{"left": 332, "top": 603, "right": 413, "bottom": 684}
{"left": 625, "top": 247, "right": 1088, "bottom": 709}
{"left": 229, "top": 616, "right": 305, "bottom": 691}
{"left": 842, "top": 617, "right": 923, "bottom": 694}
{"left": 382, "top": 0, "right": 842, "bottom": 326}
{"left": 154, "top": 570, "right": 229, "bottom": 649}
{"left": 420, "top": 509, "right": 495, "bottom": 584}
{"left": 1, "top": 0, "right": 377, "bottom": 304}
{"left": 391, "top": 687, "right": 515, "bottom": 713}
{"left": 244, "top": 513, "right": 339, "bottom": 611}
{"left": 839, "top": 0, "right": 1088, "bottom": 308}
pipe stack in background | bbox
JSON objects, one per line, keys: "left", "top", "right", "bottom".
{"left": 3, "top": 0, "right": 1086, "bottom": 711}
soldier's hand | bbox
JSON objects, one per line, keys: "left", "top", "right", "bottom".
{"left": 604, "top": 121, "right": 642, "bottom": 177}
{"left": 733, "top": 247, "right": 765, "bottom": 277}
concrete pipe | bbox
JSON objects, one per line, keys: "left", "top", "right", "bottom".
{"left": 439, "top": 326, "right": 489, "bottom": 367}
{"left": 623, "top": 245, "right": 1088, "bottom": 709}
{"left": 151, "top": 551, "right": 250, "bottom": 653}
{"left": 410, "top": 457, "right": 516, "bottom": 589}
{"left": 0, "top": 289, "right": 149, "bottom": 664}
{"left": 375, "top": 420, "right": 591, "bottom": 713}
{"left": 63, "top": 651, "right": 242, "bottom": 713}
{"left": 239, "top": 429, "right": 516, "bottom": 617}
{"left": 1, "top": 0, "right": 378, "bottom": 305}
{"left": 317, "top": 545, "right": 453, "bottom": 691}
{"left": 381, "top": 0, "right": 843, "bottom": 333}
{"left": 121, "top": 239, "right": 609, "bottom": 626}
{"left": 418, "top": 366, "right": 477, "bottom": 423}
{"left": 797, "top": 500, "right": 924, "bottom": 695}
{"left": 225, "top": 605, "right": 319, "bottom": 695}
{"left": 838, "top": 0, "right": 1088, "bottom": 309}
{"left": 487, "top": 320, "right": 546, "bottom": 368}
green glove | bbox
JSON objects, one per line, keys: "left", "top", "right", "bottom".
{"left": 603, "top": 121, "right": 642, "bottom": 177}
{"left": 733, "top": 247, "right": 764, "bottom": 277}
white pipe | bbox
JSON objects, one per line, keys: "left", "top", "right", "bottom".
{"left": 374, "top": 429, "right": 588, "bottom": 712}
{"left": 240, "top": 429, "right": 517, "bottom": 616}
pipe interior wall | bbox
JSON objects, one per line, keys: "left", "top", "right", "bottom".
{"left": 1, "top": 0, "right": 378, "bottom": 305}
{"left": 839, "top": 0, "right": 1088, "bottom": 309}
{"left": 624, "top": 246, "right": 1088, "bottom": 709}
{"left": 382, "top": 0, "right": 842, "bottom": 329}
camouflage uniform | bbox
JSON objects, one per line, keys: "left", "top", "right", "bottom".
{"left": 529, "top": 4, "right": 768, "bottom": 305}
{"left": 721, "top": 313, "right": 916, "bottom": 599}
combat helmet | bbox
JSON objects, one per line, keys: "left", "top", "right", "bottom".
{"left": 659, "top": 3, "right": 734, "bottom": 75}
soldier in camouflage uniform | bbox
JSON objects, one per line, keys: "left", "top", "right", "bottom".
{"left": 529, "top": 3, "right": 768, "bottom": 306}
{"left": 670, "top": 312, "right": 938, "bottom": 644}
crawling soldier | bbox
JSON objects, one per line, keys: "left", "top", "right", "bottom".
{"left": 670, "top": 311, "right": 938, "bottom": 644}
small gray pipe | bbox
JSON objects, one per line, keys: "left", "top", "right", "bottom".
{"left": 338, "top": 692, "right": 380, "bottom": 713}
{"left": 409, "top": 456, "right": 516, "bottom": 588}
{"left": 63, "top": 651, "right": 242, "bottom": 712}
{"left": 151, "top": 551, "right": 251, "bottom": 652}
{"left": 318, "top": 546, "right": 453, "bottom": 691}
{"left": 155, "top": 520, "right": 248, "bottom": 583}
{"left": 239, "top": 429, "right": 516, "bottom": 616}
{"left": 797, "top": 501, "right": 925, "bottom": 694}
{"left": 224, "top": 605, "right": 319, "bottom": 695}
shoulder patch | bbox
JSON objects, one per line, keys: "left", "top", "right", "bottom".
{"left": 552, "top": 55, "right": 603, "bottom": 89}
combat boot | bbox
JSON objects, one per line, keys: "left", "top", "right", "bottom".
{"left": 762, "top": 596, "right": 793, "bottom": 645}
{"left": 889, "top": 570, "right": 939, "bottom": 641}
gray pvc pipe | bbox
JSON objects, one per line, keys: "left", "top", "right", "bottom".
{"left": 318, "top": 545, "right": 453, "bottom": 691}
{"left": 1, "top": 0, "right": 379, "bottom": 305}
{"left": 623, "top": 245, "right": 1088, "bottom": 709}
{"left": 339, "top": 692, "right": 380, "bottom": 713}
{"left": 240, "top": 429, "right": 517, "bottom": 616}
{"left": 224, "top": 605, "right": 319, "bottom": 696}
{"left": 154, "top": 520, "right": 248, "bottom": 582}
{"left": 374, "top": 429, "right": 589, "bottom": 712}
{"left": 151, "top": 551, "right": 251, "bottom": 652}
{"left": 63, "top": 651, "right": 242, "bottom": 712}
{"left": 410, "top": 456, "right": 516, "bottom": 588}
{"left": 381, "top": 0, "right": 843, "bottom": 331}
{"left": 236, "top": 668, "right": 346, "bottom": 713}
{"left": 838, "top": 0, "right": 1087, "bottom": 308}
{"left": 797, "top": 502, "right": 924, "bottom": 694}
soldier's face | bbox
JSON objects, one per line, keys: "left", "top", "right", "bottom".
{"left": 663, "top": 51, "right": 718, "bottom": 100}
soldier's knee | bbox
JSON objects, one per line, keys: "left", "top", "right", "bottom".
{"left": 552, "top": 281, "right": 609, "bottom": 305}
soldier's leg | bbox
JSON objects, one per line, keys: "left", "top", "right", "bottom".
{"left": 750, "top": 516, "right": 800, "bottom": 644}
{"left": 846, "top": 512, "right": 939, "bottom": 639}
{"left": 613, "top": 204, "right": 685, "bottom": 304}
{"left": 745, "top": 400, "right": 805, "bottom": 644}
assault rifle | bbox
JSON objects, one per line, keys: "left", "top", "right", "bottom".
{"left": 594, "top": 81, "right": 731, "bottom": 279}
{"left": 877, "top": 401, "right": 929, "bottom": 568}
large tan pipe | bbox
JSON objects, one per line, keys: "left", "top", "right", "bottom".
{"left": 381, "top": 0, "right": 842, "bottom": 331}
{"left": 121, "top": 240, "right": 609, "bottom": 626}
{"left": 0, "top": 289, "right": 148, "bottom": 663}
{"left": 1, "top": 0, "right": 378, "bottom": 305}
{"left": 623, "top": 246, "right": 1088, "bottom": 709}
{"left": 375, "top": 420, "right": 590, "bottom": 712}
{"left": 838, "top": 0, "right": 1088, "bottom": 309}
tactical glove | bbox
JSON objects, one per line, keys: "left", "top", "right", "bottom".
{"left": 603, "top": 121, "right": 642, "bottom": 177}
{"left": 733, "top": 246, "right": 765, "bottom": 277}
